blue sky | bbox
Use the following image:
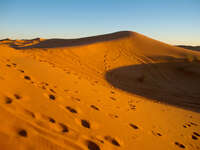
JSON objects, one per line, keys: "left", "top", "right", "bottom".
{"left": 0, "top": 0, "right": 199, "bottom": 45}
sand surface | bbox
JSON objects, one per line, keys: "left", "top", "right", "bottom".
{"left": 0, "top": 31, "right": 200, "bottom": 150}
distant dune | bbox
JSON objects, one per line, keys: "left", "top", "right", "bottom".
{"left": 0, "top": 31, "right": 200, "bottom": 150}
{"left": 176, "top": 45, "right": 200, "bottom": 51}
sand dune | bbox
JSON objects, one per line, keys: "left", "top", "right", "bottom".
{"left": 177, "top": 45, "right": 200, "bottom": 52}
{"left": 0, "top": 31, "right": 200, "bottom": 150}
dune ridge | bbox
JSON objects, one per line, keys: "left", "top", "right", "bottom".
{"left": 0, "top": 31, "right": 200, "bottom": 150}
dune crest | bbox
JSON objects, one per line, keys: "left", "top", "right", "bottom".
{"left": 10, "top": 31, "right": 134, "bottom": 49}
{"left": 0, "top": 31, "right": 200, "bottom": 150}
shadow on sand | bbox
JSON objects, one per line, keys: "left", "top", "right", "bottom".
{"left": 105, "top": 61, "right": 200, "bottom": 112}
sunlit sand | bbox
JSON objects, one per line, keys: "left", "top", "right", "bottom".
{"left": 0, "top": 31, "right": 200, "bottom": 150}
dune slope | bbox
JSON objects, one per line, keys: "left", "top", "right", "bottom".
{"left": 0, "top": 31, "right": 200, "bottom": 150}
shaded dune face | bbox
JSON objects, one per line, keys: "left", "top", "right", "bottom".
{"left": 9, "top": 31, "right": 133, "bottom": 49}
{"left": 105, "top": 61, "right": 200, "bottom": 112}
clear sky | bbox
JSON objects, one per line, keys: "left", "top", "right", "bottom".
{"left": 0, "top": 0, "right": 199, "bottom": 45}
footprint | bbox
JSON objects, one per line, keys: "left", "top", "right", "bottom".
{"left": 174, "top": 142, "right": 185, "bottom": 149}
{"left": 42, "top": 86, "right": 46, "bottom": 90}
{"left": 110, "top": 97, "right": 116, "bottom": 101}
{"left": 104, "top": 136, "right": 120, "bottom": 147}
{"left": 129, "top": 104, "right": 136, "bottom": 110}
{"left": 193, "top": 132, "right": 200, "bottom": 137}
{"left": 183, "top": 125, "right": 187, "bottom": 128}
{"left": 192, "top": 135, "right": 198, "bottom": 140}
{"left": 86, "top": 140, "right": 100, "bottom": 150}
{"left": 157, "top": 133, "right": 162, "bottom": 136}
{"left": 12, "top": 63, "right": 17, "bottom": 67}
{"left": 50, "top": 88, "right": 56, "bottom": 93}
{"left": 74, "top": 90, "right": 79, "bottom": 94}
{"left": 18, "top": 129, "right": 28, "bottom": 137}
{"left": 108, "top": 114, "right": 118, "bottom": 119}
{"left": 24, "top": 75, "right": 31, "bottom": 80}
{"left": 110, "top": 91, "right": 115, "bottom": 94}
{"left": 18, "top": 69, "right": 24, "bottom": 73}
{"left": 129, "top": 123, "right": 139, "bottom": 129}
{"left": 75, "top": 98, "right": 81, "bottom": 101}
{"left": 23, "top": 109, "right": 36, "bottom": 118}
{"left": 190, "top": 122, "right": 198, "bottom": 126}
{"left": 5, "top": 96, "right": 12, "bottom": 104}
{"left": 49, "top": 117, "right": 56, "bottom": 123}
{"left": 14, "top": 94, "right": 21, "bottom": 100}
{"left": 152, "top": 130, "right": 162, "bottom": 136}
{"left": 64, "top": 89, "right": 69, "bottom": 92}
{"left": 49, "top": 94, "right": 56, "bottom": 100}
{"left": 66, "top": 106, "right": 77, "bottom": 113}
{"left": 42, "top": 82, "right": 48, "bottom": 86}
{"left": 90, "top": 105, "right": 100, "bottom": 111}
{"left": 6, "top": 64, "right": 11, "bottom": 67}
{"left": 183, "top": 122, "right": 198, "bottom": 128}
{"left": 81, "top": 120, "right": 90, "bottom": 129}
{"left": 59, "top": 123, "right": 69, "bottom": 133}
{"left": 66, "top": 71, "right": 71, "bottom": 74}
{"left": 71, "top": 97, "right": 81, "bottom": 102}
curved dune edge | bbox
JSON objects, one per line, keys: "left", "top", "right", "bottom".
{"left": 0, "top": 31, "right": 200, "bottom": 150}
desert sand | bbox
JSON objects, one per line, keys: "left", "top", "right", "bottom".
{"left": 0, "top": 31, "right": 200, "bottom": 150}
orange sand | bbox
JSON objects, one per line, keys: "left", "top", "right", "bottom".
{"left": 0, "top": 31, "right": 200, "bottom": 150}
